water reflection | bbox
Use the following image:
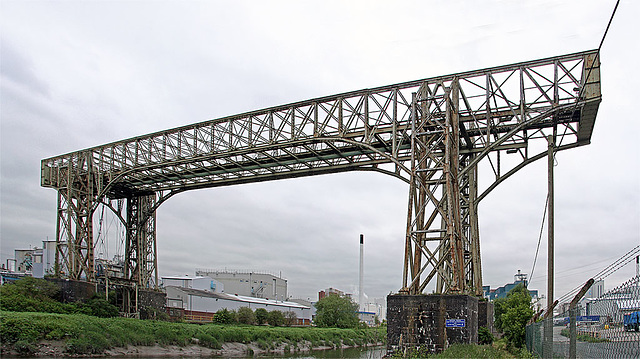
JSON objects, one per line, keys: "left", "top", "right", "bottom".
{"left": 2, "top": 346, "right": 386, "bottom": 359}
{"left": 260, "top": 346, "right": 385, "bottom": 358}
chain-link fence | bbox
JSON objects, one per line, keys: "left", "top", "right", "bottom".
{"left": 526, "top": 275, "right": 639, "bottom": 358}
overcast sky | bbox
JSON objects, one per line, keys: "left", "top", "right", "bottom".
{"left": 1, "top": 0, "right": 638, "bottom": 304}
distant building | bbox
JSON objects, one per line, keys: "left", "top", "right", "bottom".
{"left": 95, "top": 256, "right": 126, "bottom": 280}
{"left": 196, "top": 269, "right": 287, "bottom": 301}
{"left": 319, "top": 287, "right": 352, "bottom": 300}
{"left": 163, "top": 277, "right": 311, "bottom": 325}
{"left": 162, "top": 275, "right": 224, "bottom": 293}
{"left": 586, "top": 280, "right": 605, "bottom": 299}
{"left": 358, "top": 311, "right": 378, "bottom": 326}
{"left": 483, "top": 270, "right": 539, "bottom": 301}
{"left": 11, "top": 239, "right": 58, "bottom": 278}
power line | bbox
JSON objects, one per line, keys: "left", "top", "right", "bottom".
{"left": 557, "top": 245, "right": 639, "bottom": 304}
{"left": 529, "top": 193, "right": 549, "bottom": 284}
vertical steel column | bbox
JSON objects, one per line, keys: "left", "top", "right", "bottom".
{"left": 468, "top": 163, "right": 483, "bottom": 296}
{"left": 125, "top": 194, "right": 158, "bottom": 289}
{"left": 54, "top": 151, "right": 97, "bottom": 281}
{"left": 544, "top": 135, "right": 555, "bottom": 358}
{"left": 445, "top": 79, "right": 464, "bottom": 292}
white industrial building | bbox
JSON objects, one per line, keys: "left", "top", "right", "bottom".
{"left": 195, "top": 269, "right": 287, "bottom": 300}
{"left": 8, "top": 239, "right": 58, "bottom": 278}
{"left": 162, "top": 275, "right": 224, "bottom": 292}
{"left": 163, "top": 274, "right": 311, "bottom": 325}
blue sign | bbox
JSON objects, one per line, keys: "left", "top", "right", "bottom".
{"left": 577, "top": 315, "right": 600, "bottom": 322}
{"left": 446, "top": 319, "right": 466, "bottom": 328}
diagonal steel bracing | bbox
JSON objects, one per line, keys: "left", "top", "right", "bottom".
{"left": 41, "top": 50, "right": 601, "bottom": 293}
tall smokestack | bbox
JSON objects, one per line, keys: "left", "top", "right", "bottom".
{"left": 359, "top": 234, "right": 364, "bottom": 312}
{"left": 636, "top": 256, "right": 639, "bottom": 278}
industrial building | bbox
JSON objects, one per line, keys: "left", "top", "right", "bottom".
{"left": 318, "top": 287, "right": 352, "bottom": 300}
{"left": 195, "top": 269, "right": 287, "bottom": 301}
{"left": 4, "top": 239, "right": 58, "bottom": 278}
{"left": 483, "top": 270, "right": 539, "bottom": 301}
{"left": 162, "top": 274, "right": 311, "bottom": 325}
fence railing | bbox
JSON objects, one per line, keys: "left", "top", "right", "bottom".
{"left": 526, "top": 275, "right": 639, "bottom": 358}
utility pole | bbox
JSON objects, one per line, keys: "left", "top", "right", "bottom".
{"left": 544, "top": 135, "right": 555, "bottom": 358}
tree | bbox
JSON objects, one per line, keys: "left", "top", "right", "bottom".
{"left": 255, "top": 308, "right": 268, "bottom": 325}
{"left": 493, "top": 297, "right": 507, "bottom": 332}
{"left": 314, "top": 295, "right": 359, "bottom": 328}
{"left": 500, "top": 284, "right": 534, "bottom": 348}
{"left": 237, "top": 307, "right": 255, "bottom": 325}
{"left": 267, "top": 310, "right": 285, "bottom": 326}
{"left": 283, "top": 311, "right": 297, "bottom": 326}
{"left": 213, "top": 308, "right": 236, "bottom": 324}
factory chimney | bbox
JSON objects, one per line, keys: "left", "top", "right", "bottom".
{"left": 359, "top": 234, "right": 364, "bottom": 312}
{"left": 636, "top": 255, "right": 639, "bottom": 278}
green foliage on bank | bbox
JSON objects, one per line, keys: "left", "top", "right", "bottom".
{"left": 391, "top": 341, "right": 533, "bottom": 358}
{"left": 0, "top": 277, "right": 119, "bottom": 318}
{"left": 0, "top": 311, "right": 385, "bottom": 355}
{"left": 493, "top": 284, "right": 534, "bottom": 348}
{"left": 560, "top": 328, "right": 610, "bottom": 343}
{"left": 314, "top": 295, "right": 360, "bottom": 328}
{"left": 434, "top": 343, "right": 533, "bottom": 358}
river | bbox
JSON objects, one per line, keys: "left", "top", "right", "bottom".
{"left": 2, "top": 346, "right": 387, "bottom": 359}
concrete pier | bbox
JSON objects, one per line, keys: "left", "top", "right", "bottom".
{"left": 387, "top": 294, "right": 480, "bottom": 354}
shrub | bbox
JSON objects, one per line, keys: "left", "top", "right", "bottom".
{"left": 267, "top": 310, "right": 285, "bottom": 327}
{"left": 237, "top": 307, "right": 255, "bottom": 325}
{"left": 213, "top": 308, "right": 236, "bottom": 324}
{"left": 0, "top": 278, "right": 76, "bottom": 314}
{"left": 14, "top": 340, "right": 38, "bottom": 356}
{"left": 479, "top": 326, "right": 493, "bottom": 345}
{"left": 284, "top": 311, "right": 297, "bottom": 327}
{"left": 80, "top": 296, "right": 119, "bottom": 318}
{"left": 255, "top": 308, "right": 268, "bottom": 325}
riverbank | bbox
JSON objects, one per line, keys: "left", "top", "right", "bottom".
{"left": 0, "top": 311, "right": 385, "bottom": 357}
{"left": 4, "top": 340, "right": 383, "bottom": 357}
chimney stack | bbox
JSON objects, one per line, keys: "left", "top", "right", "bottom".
{"left": 359, "top": 234, "right": 364, "bottom": 312}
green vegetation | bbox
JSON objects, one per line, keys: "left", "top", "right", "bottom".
{"left": 0, "top": 277, "right": 385, "bottom": 356}
{"left": 255, "top": 307, "right": 268, "bottom": 325}
{"left": 236, "top": 306, "right": 256, "bottom": 325}
{"left": 0, "top": 311, "right": 385, "bottom": 355}
{"left": 314, "top": 295, "right": 360, "bottom": 328}
{"left": 0, "top": 277, "right": 119, "bottom": 318}
{"left": 434, "top": 342, "right": 533, "bottom": 358}
{"left": 478, "top": 326, "right": 494, "bottom": 345}
{"left": 390, "top": 341, "right": 533, "bottom": 358}
{"left": 267, "top": 309, "right": 285, "bottom": 326}
{"left": 493, "top": 284, "right": 534, "bottom": 349}
{"left": 560, "top": 328, "right": 610, "bottom": 343}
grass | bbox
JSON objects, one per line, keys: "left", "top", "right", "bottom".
{"left": 390, "top": 339, "right": 533, "bottom": 358}
{"left": 560, "top": 328, "right": 610, "bottom": 343}
{"left": 0, "top": 311, "right": 385, "bottom": 355}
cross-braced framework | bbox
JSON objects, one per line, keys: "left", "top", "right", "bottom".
{"left": 41, "top": 50, "right": 600, "bottom": 293}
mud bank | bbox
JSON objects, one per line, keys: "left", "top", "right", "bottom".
{"left": 3, "top": 340, "right": 383, "bottom": 357}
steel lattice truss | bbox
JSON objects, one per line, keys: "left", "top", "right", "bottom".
{"left": 41, "top": 50, "right": 601, "bottom": 292}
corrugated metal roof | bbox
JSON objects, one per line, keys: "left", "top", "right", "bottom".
{"left": 166, "top": 286, "right": 310, "bottom": 309}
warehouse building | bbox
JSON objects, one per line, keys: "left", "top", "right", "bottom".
{"left": 195, "top": 269, "right": 287, "bottom": 301}
{"left": 163, "top": 275, "right": 311, "bottom": 325}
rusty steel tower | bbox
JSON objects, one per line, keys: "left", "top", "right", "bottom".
{"left": 41, "top": 50, "right": 601, "bottom": 295}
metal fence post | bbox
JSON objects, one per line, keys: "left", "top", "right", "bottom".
{"left": 569, "top": 279, "right": 594, "bottom": 359}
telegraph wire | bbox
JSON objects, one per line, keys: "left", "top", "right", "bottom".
{"left": 568, "top": 0, "right": 620, "bottom": 130}
{"left": 528, "top": 193, "right": 549, "bottom": 284}
{"left": 556, "top": 244, "right": 639, "bottom": 304}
